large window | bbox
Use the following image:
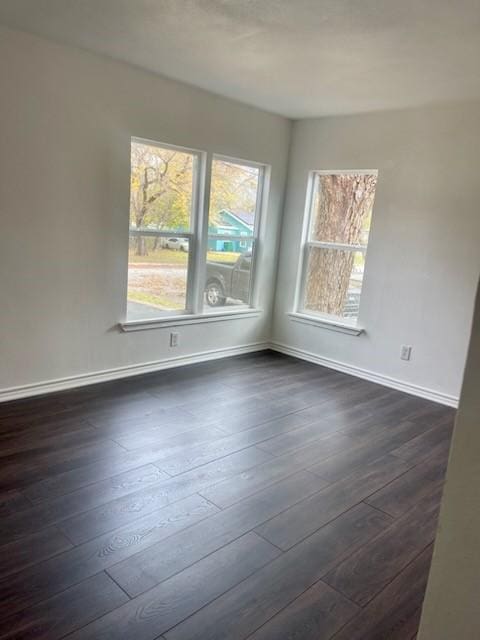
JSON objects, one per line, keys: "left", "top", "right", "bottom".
{"left": 296, "top": 171, "right": 378, "bottom": 324}
{"left": 126, "top": 139, "right": 266, "bottom": 323}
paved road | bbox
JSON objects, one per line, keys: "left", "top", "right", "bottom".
{"left": 126, "top": 301, "right": 167, "bottom": 321}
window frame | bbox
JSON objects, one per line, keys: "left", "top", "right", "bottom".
{"left": 292, "top": 169, "right": 378, "bottom": 334}
{"left": 122, "top": 141, "right": 267, "bottom": 330}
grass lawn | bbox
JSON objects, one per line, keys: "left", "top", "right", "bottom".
{"left": 129, "top": 249, "right": 188, "bottom": 265}
{"left": 127, "top": 290, "right": 184, "bottom": 310}
{"left": 207, "top": 251, "right": 239, "bottom": 263}
{"left": 129, "top": 249, "right": 240, "bottom": 265}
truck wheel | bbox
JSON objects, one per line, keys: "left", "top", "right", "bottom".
{"left": 205, "top": 280, "right": 226, "bottom": 307}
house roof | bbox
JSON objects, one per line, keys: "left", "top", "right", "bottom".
{"left": 221, "top": 210, "right": 255, "bottom": 229}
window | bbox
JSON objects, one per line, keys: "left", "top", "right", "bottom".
{"left": 127, "top": 139, "right": 200, "bottom": 321}
{"left": 126, "top": 140, "right": 266, "bottom": 325}
{"left": 205, "top": 157, "right": 263, "bottom": 311}
{"left": 295, "top": 171, "right": 378, "bottom": 326}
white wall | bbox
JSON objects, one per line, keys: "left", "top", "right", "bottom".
{"left": 418, "top": 281, "right": 480, "bottom": 639}
{"left": 0, "top": 26, "right": 291, "bottom": 396}
{"left": 272, "top": 104, "right": 480, "bottom": 403}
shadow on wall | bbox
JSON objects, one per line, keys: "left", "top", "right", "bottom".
{"left": 418, "top": 278, "right": 480, "bottom": 640}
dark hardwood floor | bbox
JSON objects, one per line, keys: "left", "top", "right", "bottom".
{"left": 0, "top": 351, "right": 455, "bottom": 640}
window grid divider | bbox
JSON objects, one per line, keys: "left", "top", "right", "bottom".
{"left": 306, "top": 241, "right": 367, "bottom": 252}
{"left": 128, "top": 229, "right": 194, "bottom": 239}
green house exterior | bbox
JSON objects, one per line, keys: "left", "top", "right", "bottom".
{"left": 208, "top": 209, "right": 254, "bottom": 252}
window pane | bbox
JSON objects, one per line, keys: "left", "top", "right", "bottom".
{"left": 310, "top": 174, "right": 377, "bottom": 245}
{"left": 208, "top": 158, "right": 260, "bottom": 238}
{"left": 204, "top": 239, "right": 253, "bottom": 310}
{"left": 130, "top": 140, "right": 195, "bottom": 233}
{"left": 127, "top": 235, "right": 189, "bottom": 320}
{"left": 303, "top": 247, "right": 365, "bottom": 320}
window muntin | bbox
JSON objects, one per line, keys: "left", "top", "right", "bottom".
{"left": 298, "top": 171, "right": 377, "bottom": 323}
{"left": 204, "top": 157, "right": 263, "bottom": 311}
{"left": 126, "top": 141, "right": 266, "bottom": 322}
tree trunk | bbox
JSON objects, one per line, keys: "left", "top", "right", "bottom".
{"left": 134, "top": 174, "right": 150, "bottom": 256}
{"left": 305, "top": 174, "right": 376, "bottom": 316}
{"left": 135, "top": 234, "right": 147, "bottom": 256}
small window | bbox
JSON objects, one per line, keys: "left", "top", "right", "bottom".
{"left": 296, "top": 171, "right": 378, "bottom": 323}
{"left": 127, "top": 139, "right": 200, "bottom": 321}
{"left": 205, "top": 157, "right": 263, "bottom": 310}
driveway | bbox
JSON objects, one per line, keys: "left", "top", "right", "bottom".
{"left": 127, "top": 263, "right": 187, "bottom": 311}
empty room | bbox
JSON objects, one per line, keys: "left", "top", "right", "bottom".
{"left": 0, "top": 1, "right": 479, "bottom": 639}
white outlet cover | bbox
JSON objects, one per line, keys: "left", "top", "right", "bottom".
{"left": 400, "top": 345, "right": 412, "bottom": 361}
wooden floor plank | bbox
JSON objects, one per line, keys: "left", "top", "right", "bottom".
{"left": 164, "top": 504, "right": 391, "bottom": 640}
{"left": 0, "top": 437, "right": 128, "bottom": 492}
{"left": 108, "top": 470, "right": 325, "bottom": 598}
{"left": 307, "top": 420, "right": 434, "bottom": 484}
{"left": 324, "top": 489, "right": 442, "bottom": 606}
{"left": 0, "top": 464, "right": 168, "bottom": 545}
{"left": 391, "top": 421, "right": 453, "bottom": 463}
{"left": 0, "top": 527, "right": 72, "bottom": 580}
{"left": 0, "top": 396, "right": 67, "bottom": 425}
{"left": 198, "top": 434, "right": 348, "bottom": 509}
{"left": 255, "top": 454, "right": 407, "bottom": 550}
{"left": 0, "top": 572, "right": 128, "bottom": 640}
{"left": 58, "top": 446, "right": 272, "bottom": 544}
{"left": 209, "top": 397, "right": 312, "bottom": 434}
{"left": 246, "top": 580, "right": 359, "bottom": 640}
{"left": 69, "top": 533, "right": 280, "bottom": 640}
{"left": 85, "top": 405, "right": 198, "bottom": 432}
{"left": 329, "top": 546, "right": 434, "bottom": 640}
{"left": 256, "top": 422, "right": 355, "bottom": 457}
{"left": 0, "top": 423, "right": 104, "bottom": 459}
{"left": 365, "top": 450, "right": 447, "bottom": 518}
{"left": 154, "top": 413, "right": 325, "bottom": 476}
{"left": 0, "top": 494, "right": 216, "bottom": 618}
{"left": 0, "top": 490, "right": 31, "bottom": 518}
{"left": 111, "top": 423, "right": 226, "bottom": 454}
{"left": 22, "top": 424, "right": 226, "bottom": 503}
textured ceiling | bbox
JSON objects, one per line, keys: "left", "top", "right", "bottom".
{"left": 0, "top": 0, "right": 479, "bottom": 118}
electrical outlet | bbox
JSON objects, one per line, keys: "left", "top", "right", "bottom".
{"left": 170, "top": 332, "right": 179, "bottom": 347}
{"left": 400, "top": 345, "right": 412, "bottom": 361}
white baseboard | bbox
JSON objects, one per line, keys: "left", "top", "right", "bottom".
{"left": 0, "top": 339, "right": 459, "bottom": 408}
{"left": 0, "top": 342, "right": 270, "bottom": 403}
{"left": 270, "top": 341, "right": 459, "bottom": 408}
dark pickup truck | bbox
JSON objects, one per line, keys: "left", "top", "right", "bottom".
{"left": 205, "top": 253, "right": 252, "bottom": 306}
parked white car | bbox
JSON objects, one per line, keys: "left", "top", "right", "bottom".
{"left": 165, "top": 237, "right": 189, "bottom": 251}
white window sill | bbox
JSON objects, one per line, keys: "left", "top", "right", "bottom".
{"left": 287, "top": 312, "right": 364, "bottom": 336}
{"left": 120, "top": 308, "right": 262, "bottom": 332}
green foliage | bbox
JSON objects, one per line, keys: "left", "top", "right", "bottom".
{"left": 130, "top": 142, "right": 193, "bottom": 232}
{"left": 129, "top": 144, "right": 260, "bottom": 257}
{"left": 208, "top": 159, "right": 259, "bottom": 226}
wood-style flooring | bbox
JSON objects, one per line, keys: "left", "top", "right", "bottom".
{"left": 0, "top": 351, "right": 455, "bottom": 639}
